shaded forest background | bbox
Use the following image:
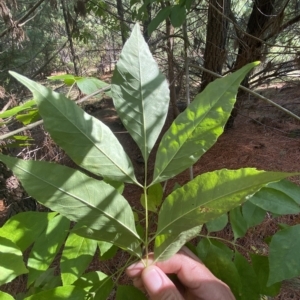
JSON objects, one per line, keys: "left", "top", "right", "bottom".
{"left": 0, "top": 0, "right": 300, "bottom": 119}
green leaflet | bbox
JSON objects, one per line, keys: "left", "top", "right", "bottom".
{"left": 0, "top": 211, "right": 57, "bottom": 251}
{"left": 152, "top": 62, "right": 259, "bottom": 184}
{"left": 98, "top": 241, "right": 118, "bottom": 260}
{"left": 73, "top": 271, "right": 113, "bottom": 298}
{"left": 60, "top": 233, "right": 98, "bottom": 285}
{"left": 0, "top": 236, "right": 28, "bottom": 285}
{"left": 27, "top": 215, "right": 70, "bottom": 286}
{"left": 147, "top": 7, "right": 171, "bottom": 35}
{"left": 206, "top": 213, "right": 228, "bottom": 233}
{"left": 75, "top": 77, "right": 109, "bottom": 94}
{"left": 0, "top": 154, "right": 142, "bottom": 257}
{"left": 0, "top": 99, "right": 35, "bottom": 119}
{"left": 116, "top": 285, "right": 147, "bottom": 300}
{"left": 197, "top": 239, "right": 242, "bottom": 298}
{"left": 112, "top": 23, "right": 169, "bottom": 162}
{"left": 230, "top": 207, "right": 248, "bottom": 240}
{"left": 23, "top": 286, "right": 87, "bottom": 300}
{"left": 242, "top": 200, "right": 266, "bottom": 228}
{"left": 268, "top": 224, "right": 300, "bottom": 285}
{"left": 140, "top": 183, "right": 163, "bottom": 212}
{"left": 0, "top": 291, "right": 15, "bottom": 300}
{"left": 250, "top": 254, "right": 281, "bottom": 296}
{"left": 10, "top": 71, "right": 137, "bottom": 184}
{"left": 154, "top": 168, "right": 297, "bottom": 261}
{"left": 170, "top": 5, "right": 186, "bottom": 27}
{"left": 250, "top": 179, "right": 300, "bottom": 215}
{"left": 234, "top": 252, "right": 260, "bottom": 300}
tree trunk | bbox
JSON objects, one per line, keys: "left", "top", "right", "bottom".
{"left": 116, "top": 0, "right": 127, "bottom": 45}
{"left": 201, "top": 0, "right": 230, "bottom": 91}
{"left": 61, "top": 0, "right": 80, "bottom": 76}
{"left": 143, "top": 1, "right": 152, "bottom": 43}
{"left": 234, "top": 0, "right": 276, "bottom": 71}
{"left": 226, "top": 0, "right": 276, "bottom": 128}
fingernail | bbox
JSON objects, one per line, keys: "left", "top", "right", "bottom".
{"left": 143, "top": 266, "right": 163, "bottom": 293}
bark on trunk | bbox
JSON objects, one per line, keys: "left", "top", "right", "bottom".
{"left": 226, "top": 0, "right": 276, "bottom": 129}
{"left": 201, "top": 0, "right": 230, "bottom": 91}
{"left": 116, "top": 0, "right": 126, "bottom": 45}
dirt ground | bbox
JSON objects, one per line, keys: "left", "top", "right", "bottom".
{"left": 1, "top": 80, "right": 300, "bottom": 299}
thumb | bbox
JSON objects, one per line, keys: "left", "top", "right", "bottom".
{"left": 141, "top": 265, "right": 184, "bottom": 300}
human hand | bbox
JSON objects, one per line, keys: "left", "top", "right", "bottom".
{"left": 126, "top": 246, "right": 235, "bottom": 300}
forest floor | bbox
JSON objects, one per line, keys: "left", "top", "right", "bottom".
{"left": 1, "top": 79, "right": 300, "bottom": 299}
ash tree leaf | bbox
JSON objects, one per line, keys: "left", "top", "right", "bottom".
{"left": 23, "top": 286, "right": 87, "bottom": 300}
{"left": 116, "top": 285, "right": 147, "bottom": 300}
{"left": 0, "top": 155, "right": 142, "bottom": 257}
{"left": 60, "top": 233, "right": 98, "bottom": 285}
{"left": 0, "top": 211, "right": 57, "bottom": 251}
{"left": 141, "top": 183, "right": 163, "bottom": 212}
{"left": 154, "top": 168, "right": 297, "bottom": 261}
{"left": 27, "top": 214, "right": 70, "bottom": 287}
{"left": 170, "top": 5, "right": 186, "bottom": 27}
{"left": 98, "top": 241, "right": 118, "bottom": 260}
{"left": 250, "top": 179, "right": 300, "bottom": 215}
{"left": 152, "top": 62, "right": 259, "bottom": 184}
{"left": 47, "top": 74, "right": 77, "bottom": 85}
{"left": 242, "top": 200, "right": 265, "bottom": 228}
{"left": 268, "top": 224, "right": 300, "bottom": 285}
{"left": 230, "top": 207, "right": 248, "bottom": 240}
{"left": 0, "top": 236, "right": 28, "bottom": 285}
{"left": 206, "top": 213, "right": 228, "bottom": 233}
{"left": 0, "top": 291, "right": 15, "bottom": 300}
{"left": 0, "top": 99, "right": 35, "bottom": 119}
{"left": 112, "top": 23, "right": 169, "bottom": 162}
{"left": 196, "top": 239, "right": 242, "bottom": 298}
{"left": 234, "top": 252, "right": 260, "bottom": 300}
{"left": 73, "top": 271, "right": 113, "bottom": 299}
{"left": 250, "top": 254, "right": 281, "bottom": 296}
{"left": 9, "top": 71, "right": 137, "bottom": 184}
{"left": 147, "top": 7, "right": 171, "bottom": 35}
{"left": 16, "top": 109, "right": 40, "bottom": 125}
{"left": 75, "top": 77, "right": 109, "bottom": 95}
